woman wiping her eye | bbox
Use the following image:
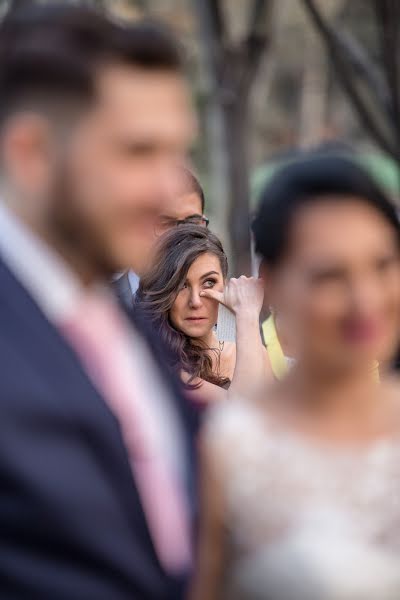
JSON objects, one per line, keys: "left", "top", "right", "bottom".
{"left": 135, "top": 225, "right": 272, "bottom": 404}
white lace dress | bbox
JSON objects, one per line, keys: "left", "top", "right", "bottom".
{"left": 205, "top": 400, "right": 400, "bottom": 600}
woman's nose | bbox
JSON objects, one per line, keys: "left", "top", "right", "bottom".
{"left": 348, "top": 276, "right": 380, "bottom": 314}
{"left": 189, "top": 289, "right": 203, "bottom": 308}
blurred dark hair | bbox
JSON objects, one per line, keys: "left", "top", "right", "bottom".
{"left": 253, "top": 153, "right": 400, "bottom": 267}
{"left": 136, "top": 224, "right": 229, "bottom": 388}
{"left": 178, "top": 166, "right": 205, "bottom": 213}
{"left": 0, "top": 2, "right": 183, "bottom": 125}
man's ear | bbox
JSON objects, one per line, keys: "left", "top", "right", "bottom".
{"left": 2, "top": 113, "right": 54, "bottom": 199}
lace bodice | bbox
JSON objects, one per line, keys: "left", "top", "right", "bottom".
{"left": 205, "top": 400, "right": 400, "bottom": 600}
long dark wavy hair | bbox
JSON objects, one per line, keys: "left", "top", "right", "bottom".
{"left": 135, "top": 224, "right": 230, "bottom": 388}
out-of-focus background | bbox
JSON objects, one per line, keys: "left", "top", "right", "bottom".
{"left": 7, "top": 0, "right": 400, "bottom": 274}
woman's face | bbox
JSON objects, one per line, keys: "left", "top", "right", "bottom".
{"left": 267, "top": 197, "right": 400, "bottom": 372}
{"left": 169, "top": 252, "right": 224, "bottom": 339}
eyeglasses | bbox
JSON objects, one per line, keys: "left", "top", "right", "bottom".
{"left": 155, "top": 214, "right": 209, "bottom": 236}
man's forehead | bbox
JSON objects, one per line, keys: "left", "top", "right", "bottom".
{"left": 94, "top": 65, "right": 196, "bottom": 132}
{"left": 162, "top": 191, "right": 203, "bottom": 218}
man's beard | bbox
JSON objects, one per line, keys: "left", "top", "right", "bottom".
{"left": 47, "top": 164, "right": 117, "bottom": 283}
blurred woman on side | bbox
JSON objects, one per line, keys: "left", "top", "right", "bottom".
{"left": 191, "top": 154, "right": 400, "bottom": 600}
{"left": 135, "top": 225, "right": 271, "bottom": 404}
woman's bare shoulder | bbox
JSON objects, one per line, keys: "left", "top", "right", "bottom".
{"left": 382, "top": 374, "right": 400, "bottom": 412}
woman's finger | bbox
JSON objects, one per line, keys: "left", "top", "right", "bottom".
{"left": 199, "top": 289, "right": 225, "bottom": 304}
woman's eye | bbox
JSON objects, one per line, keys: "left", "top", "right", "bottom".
{"left": 376, "top": 255, "right": 397, "bottom": 273}
{"left": 310, "top": 270, "right": 343, "bottom": 285}
{"left": 203, "top": 279, "right": 216, "bottom": 288}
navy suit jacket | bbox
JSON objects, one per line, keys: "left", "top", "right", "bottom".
{"left": 0, "top": 258, "right": 197, "bottom": 600}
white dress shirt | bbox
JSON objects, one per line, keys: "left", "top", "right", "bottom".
{"left": 0, "top": 202, "right": 84, "bottom": 323}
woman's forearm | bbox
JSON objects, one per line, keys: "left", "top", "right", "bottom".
{"left": 229, "top": 313, "right": 268, "bottom": 397}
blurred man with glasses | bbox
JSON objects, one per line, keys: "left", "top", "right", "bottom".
{"left": 114, "top": 165, "right": 209, "bottom": 307}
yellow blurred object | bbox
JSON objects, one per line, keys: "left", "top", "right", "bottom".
{"left": 262, "top": 315, "right": 380, "bottom": 382}
{"left": 262, "top": 315, "right": 288, "bottom": 380}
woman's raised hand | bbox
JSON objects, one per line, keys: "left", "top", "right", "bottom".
{"left": 200, "top": 276, "right": 264, "bottom": 318}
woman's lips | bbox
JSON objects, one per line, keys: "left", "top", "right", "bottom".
{"left": 185, "top": 317, "right": 207, "bottom": 322}
{"left": 342, "top": 319, "right": 382, "bottom": 343}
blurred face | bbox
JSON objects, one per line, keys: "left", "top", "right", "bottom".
{"left": 267, "top": 198, "right": 400, "bottom": 373}
{"left": 169, "top": 252, "right": 224, "bottom": 339}
{"left": 138, "top": 188, "right": 205, "bottom": 275}
{"left": 157, "top": 190, "right": 204, "bottom": 232}
{"left": 2, "top": 65, "right": 196, "bottom": 278}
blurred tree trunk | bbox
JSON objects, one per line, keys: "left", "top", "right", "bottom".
{"left": 298, "top": 29, "right": 328, "bottom": 148}
{"left": 195, "top": 0, "right": 275, "bottom": 275}
{"left": 7, "top": 0, "right": 31, "bottom": 11}
{"left": 301, "top": 0, "right": 400, "bottom": 170}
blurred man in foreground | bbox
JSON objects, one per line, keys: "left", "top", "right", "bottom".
{"left": 0, "top": 3, "right": 196, "bottom": 599}
{"left": 114, "top": 166, "right": 209, "bottom": 307}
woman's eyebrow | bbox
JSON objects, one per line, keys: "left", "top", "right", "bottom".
{"left": 200, "top": 271, "right": 219, "bottom": 279}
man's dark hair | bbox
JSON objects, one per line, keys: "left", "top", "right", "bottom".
{"left": 0, "top": 2, "right": 183, "bottom": 124}
{"left": 179, "top": 166, "right": 205, "bottom": 212}
{"left": 252, "top": 152, "right": 400, "bottom": 267}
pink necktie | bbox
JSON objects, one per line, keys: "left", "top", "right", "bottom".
{"left": 59, "top": 293, "right": 192, "bottom": 574}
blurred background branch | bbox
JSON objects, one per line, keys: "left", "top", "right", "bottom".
{"left": 302, "top": 0, "right": 400, "bottom": 166}
{"left": 194, "top": 0, "right": 275, "bottom": 275}
{"left": 4, "top": 0, "right": 400, "bottom": 265}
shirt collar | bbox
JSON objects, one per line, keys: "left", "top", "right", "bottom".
{"left": 128, "top": 270, "right": 140, "bottom": 295}
{"left": 0, "top": 201, "right": 86, "bottom": 323}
